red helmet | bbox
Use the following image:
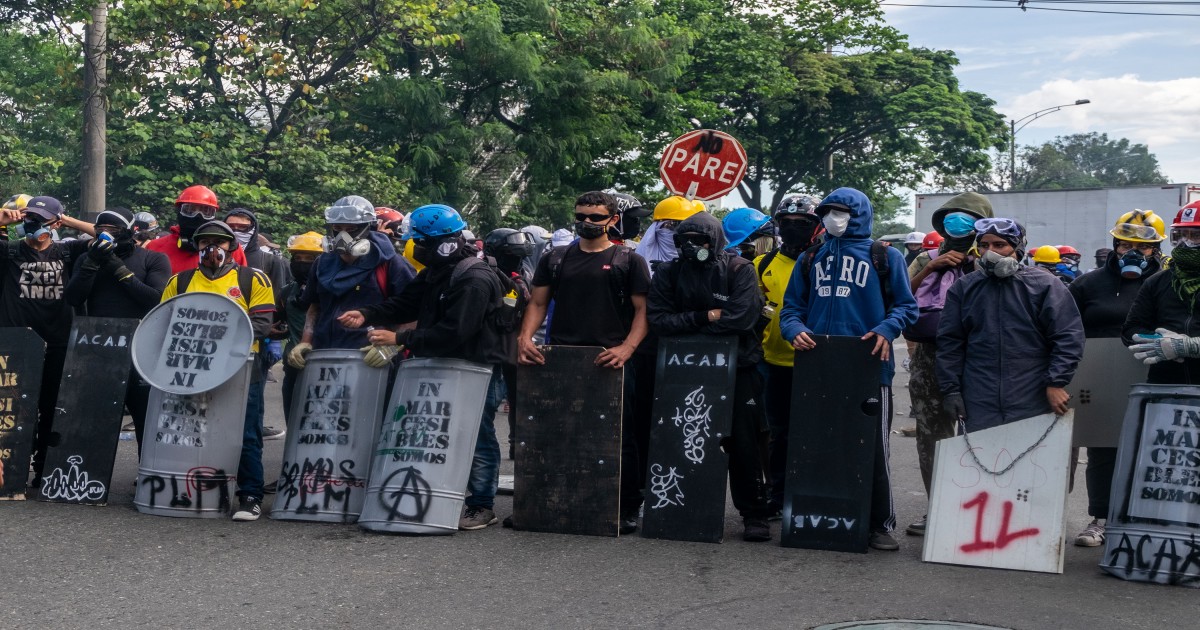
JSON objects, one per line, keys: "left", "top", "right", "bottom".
{"left": 1172, "top": 201, "right": 1200, "bottom": 228}
{"left": 1056, "top": 245, "right": 1080, "bottom": 260}
{"left": 175, "top": 185, "right": 218, "bottom": 208}
{"left": 921, "top": 231, "right": 943, "bottom": 250}
{"left": 375, "top": 207, "right": 404, "bottom": 223}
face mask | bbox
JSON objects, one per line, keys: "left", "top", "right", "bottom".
{"left": 328, "top": 226, "right": 372, "bottom": 257}
{"left": 177, "top": 213, "right": 207, "bottom": 244}
{"left": 778, "top": 219, "right": 816, "bottom": 248}
{"left": 822, "top": 211, "right": 850, "bottom": 238}
{"left": 22, "top": 219, "right": 49, "bottom": 242}
{"left": 414, "top": 235, "right": 464, "bottom": 267}
{"left": 234, "top": 231, "right": 253, "bottom": 248}
{"left": 944, "top": 234, "right": 975, "bottom": 254}
{"left": 199, "top": 244, "right": 227, "bottom": 269}
{"left": 495, "top": 253, "right": 523, "bottom": 276}
{"left": 290, "top": 259, "right": 313, "bottom": 283}
{"left": 942, "top": 212, "right": 977, "bottom": 238}
{"left": 1119, "top": 250, "right": 1148, "bottom": 279}
{"left": 575, "top": 220, "right": 609, "bottom": 241}
{"left": 976, "top": 248, "right": 1020, "bottom": 278}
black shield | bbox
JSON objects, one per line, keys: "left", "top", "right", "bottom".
{"left": 0, "top": 328, "right": 46, "bottom": 500}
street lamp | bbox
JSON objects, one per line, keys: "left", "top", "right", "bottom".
{"left": 1008, "top": 99, "right": 1091, "bottom": 190}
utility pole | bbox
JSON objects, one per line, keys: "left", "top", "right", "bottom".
{"left": 81, "top": 1, "right": 107, "bottom": 220}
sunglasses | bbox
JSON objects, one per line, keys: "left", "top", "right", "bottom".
{"left": 178, "top": 202, "right": 217, "bottom": 219}
{"left": 228, "top": 224, "right": 254, "bottom": 233}
{"left": 575, "top": 212, "right": 612, "bottom": 223}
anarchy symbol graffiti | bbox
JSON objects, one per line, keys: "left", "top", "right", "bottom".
{"left": 379, "top": 466, "right": 432, "bottom": 521}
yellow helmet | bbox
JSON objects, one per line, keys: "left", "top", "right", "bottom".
{"left": 1111, "top": 209, "right": 1166, "bottom": 243}
{"left": 3, "top": 193, "right": 32, "bottom": 210}
{"left": 1032, "top": 245, "right": 1061, "bottom": 264}
{"left": 286, "top": 231, "right": 325, "bottom": 253}
{"left": 403, "top": 237, "right": 425, "bottom": 272}
{"left": 653, "top": 196, "right": 702, "bottom": 222}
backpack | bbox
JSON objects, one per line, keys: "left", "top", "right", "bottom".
{"left": 547, "top": 243, "right": 635, "bottom": 325}
{"left": 799, "top": 240, "right": 893, "bottom": 308}
{"left": 450, "top": 255, "right": 529, "bottom": 334}
{"left": 177, "top": 265, "right": 261, "bottom": 305}
{"left": 902, "top": 251, "right": 963, "bottom": 344}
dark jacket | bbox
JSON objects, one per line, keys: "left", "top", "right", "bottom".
{"left": 225, "top": 208, "right": 288, "bottom": 298}
{"left": 1068, "top": 250, "right": 1158, "bottom": 338}
{"left": 1122, "top": 267, "right": 1200, "bottom": 384}
{"left": 648, "top": 213, "right": 764, "bottom": 367}
{"left": 360, "top": 246, "right": 507, "bottom": 366}
{"left": 66, "top": 244, "right": 171, "bottom": 318}
{"left": 936, "top": 265, "right": 1084, "bottom": 431}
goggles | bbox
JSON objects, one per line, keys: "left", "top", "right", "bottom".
{"left": 1111, "top": 222, "right": 1161, "bottom": 242}
{"left": 178, "top": 203, "right": 218, "bottom": 219}
{"left": 325, "top": 204, "right": 370, "bottom": 224}
{"left": 499, "top": 231, "right": 534, "bottom": 246}
{"left": 973, "top": 218, "right": 1023, "bottom": 240}
{"left": 1171, "top": 227, "right": 1200, "bottom": 249}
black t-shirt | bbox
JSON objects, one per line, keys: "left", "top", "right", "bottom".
{"left": 532, "top": 243, "right": 651, "bottom": 348}
{"left": 0, "top": 239, "right": 90, "bottom": 347}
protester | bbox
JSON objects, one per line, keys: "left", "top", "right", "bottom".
{"left": 0, "top": 196, "right": 96, "bottom": 484}
{"left": 902, "top": 191, "right": 994, "bottom": 536}
{"left": 519, "top": 191, "right": 652, "bottom": 533}
{"left": 483, "top": 228, "right": 535, "bottom": 457}
{"left": 272, "top": 231, "right": 324, "bottom": 442}
{"left": 63, "top": 207, "right": 171, "bottom": 453}
{"left": 936, "top": 218, "right": 1083, "bottom": 433}
{"left": 903, "top": 231, "right": 925, "bottom": 265}
{"left": 132, "top": 212, "right": 160, "bottom": 246}
{"left": 921, "top": 231, "right": 943, "bottom": 252}
{"left": 158, "top": 220, "right": 275, "bottom": 521}
{"left": 146, "top": 185, "right": 248, "bottom": 273}
{"left": 637, "top": 195, "right": 703, "bottom": 273}
{"left": 607, "top": 191, "right": 649, "bottom": 243}
{"left": 778, "top": 187, "right": 919, "bottom": 551}
{"left": 1067, "top": 210, "right": 1164, "bottom": 547}
{"left": 1057, "top": 245, "right": 1082, "bottom": 280}
{"left": 338, "top": 204, "right": 507, "bottom": 531}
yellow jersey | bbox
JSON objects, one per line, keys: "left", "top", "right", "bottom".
{"left": 754, "top": 250, "right": 798, "bottom": 367}
{"left": 161, "top": 266, "right": 275, "bottom": 352}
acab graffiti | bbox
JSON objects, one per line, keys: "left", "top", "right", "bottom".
{"left": 1106, "top": 532, "right": 1200, "bottom": 585}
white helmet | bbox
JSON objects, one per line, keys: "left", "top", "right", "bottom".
{"left": 904, "top": 231, "right": 926, "bottom": 245}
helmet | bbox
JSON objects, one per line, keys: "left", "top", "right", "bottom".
{"left": 1032, "top": 245, "right": 1061, "bottom": 264}
{"left": 653, "top": 196, "right": 701, "bottom": 222}
{"left": 692, "top": 199, "right": 706, "bottom": 214}
{"left": 905, "top": 231, "right": 925, "bottom": 245}
{"left": 132, "top": 211, "right": 158, "bottom": 232}
{"left": 286, "top": 231, "right": 325, "bottom": 253}
{"left": 1172, "top": 202, "right": 1200, "bottom": 228}
{"left": 922, "top": 231, "right": 943, "bottom": 250}
{"left": 3, "top": 193, "right": 32, "bottom": 210}
{"left": 192, "top": 220, "right": 236, "bottom": 243}
{"left": 408, "top": 204, "right": 467, "bottom": 238}
{"left": 607, "top": 191, "right": 651, "bottom": 219}
{"left": 722, "top": 208, "right": 771, "bottom": 250}
{"left": 375, "top": 207, "right": 404, "bottom": 223}
{"left": 774, "top": 194, "right": 820, "bottom": 218}
{"left": 1113, "top": 209, "right": 1166, "bottom": 243}
{"left": 175, "top": 185, "right": 218, "bottom": 208}
{"left": 521, "top": 225, "right": 550, "bottom": 241}
{"left": 324, "top": 195, "right": 375, "bottom": 225}
{"left": 1056, "top": 245, "right": 1081, "bottom": 261}
{"left": 484, "top": 228, "right": 535, "bottom": 259}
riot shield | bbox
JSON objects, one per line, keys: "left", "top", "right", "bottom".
{"left": 131, "top": 292, "right": 253, "bottom": 395}
{"left": 1065, "top": 337, "right": 1145, "bottom": 448}
{"left": 782, "top": 335, "right": 879, "bottom": 553}
{"left": 641, "top": 335, "right": 737, "bottom": 543}
{"left": 513, "top": 345, "right": 623, "bottom": 537}
{"left": 272, "top": 349, "right": 389, "bottom": 523}
{"left": 37, "top": 317, "right": 139, "bottom": 505}
{"left": 0, "top": 328, "right": 45, "bottom": 500}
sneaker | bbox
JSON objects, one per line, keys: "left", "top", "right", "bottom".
{"left": 619, "top": 515, "right": 638, "bottom": 535}
{"left": 1074, "top": 518, "right": 1105, "bottom": 547}
{"left": 459, "top": 506, "right": 498, "bottom": 530}
{"left": 263, "top": 479, "right": 279, "bottom": 495}
{"left": 232, "top": 497, "right": 262, "bottom": 522}
{"left": 869, "top": 530, "right": 900, "bottom": 551}
{"left": 906, "top": 515, "right": 927, "bottom": 536}
{"left": 502, "top": 515, "right": 514, "bottom": 529}
{"left": 743, "top": 517, "right": 771, "bottom": 542}
{"left": 262, "top": 425, "right": 286, "bottom": 441}
{"left": 121, "top": 421, "right": 135, "bottom": 432}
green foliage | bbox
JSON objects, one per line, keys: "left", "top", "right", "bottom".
{"left": 1015, "top": 132, "right": 1167, "bottom": 191}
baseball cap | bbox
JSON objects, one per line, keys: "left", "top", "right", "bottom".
{"left": 24, "top": 196, "right": 64, "bottom": 222}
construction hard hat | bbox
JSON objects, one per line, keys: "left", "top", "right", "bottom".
{"left": 286, "top": 231, "right": 325, "bottom": 253}
{"left": 408, "top": 204, "right": 467, "bottom": 238}
{"left": 922, "top": 231, "right": 943, "bottom": 250}
{"left": 175, "top": 185, "right": 219, "bottom": 208}
{"left": 3, "top": 193, "right": 32, "bottom": 211}
{"left": 1056, "top": 245, "right": 1081, "bottom": 260}
{"left": 375, "top": 207, "right": 404, "bottom": 223}
{"left": 722, "top": 208, "right": 772, "bottom": 250}
{"left": 1032, "top": 245, "right": 1062, "bottom": 264}
{"left": 1112, "top": 209, "right": 1166, "bottom": 243}
{"left": 653, "top": 196, "right": 702, "bottom": 222}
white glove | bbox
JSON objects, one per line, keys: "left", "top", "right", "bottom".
{"left": 286, "top": 342, "right": 313, "bottom": 369}
{"left": 1131, "top": 328, "right": 1200, "bottom": 365}
{"left": 359, "top": 344, "right": 400, "bottom": 368}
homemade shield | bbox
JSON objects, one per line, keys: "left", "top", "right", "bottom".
{"left": 513, "top": 346, "right": 624, "bottom": 537}
{"left": 782, "top": 336, "right": 879, "bottom": 553}
{"left": 641, "top": 335, "right": 737, "bottom": 543}
{"left": 133, "top": 357, "right": 254, "bottom": 518}
{"left": 1065, "top": 337, "right": 1146, "bottom": 448}
{"left": 131, "top": 292, "right": 253, "bottom": 395}
{"left": 359, "top": 357, "right": 492, "bottom": 535}
{"left": 0, "top": 328, "right": 45, "bottom": 500}
{"left": 272, "top": 349, "right": 389, "bottom": 523}
{"left": 38, "top": 317, "right": 139, "bottom": 506}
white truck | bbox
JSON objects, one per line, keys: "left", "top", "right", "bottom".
{"left": 914, "top": 184, "right": 1200, "bottom": 262}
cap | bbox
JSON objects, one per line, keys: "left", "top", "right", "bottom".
{"left": 24, "top": 196, "right": 64, "bottom": 222}
{"left": 95, "top": 208, "right": 134, "bottom": 229}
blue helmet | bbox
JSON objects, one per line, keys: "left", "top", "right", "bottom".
{"left": 722, "top": 207, "right": 771, "bottom": 250}
{"left": 408, "top": 204, "right": 467, "bottom": 238}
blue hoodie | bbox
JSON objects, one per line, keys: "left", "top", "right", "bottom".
{"left": 778, "top": 187, "right": 918, "bottom": 385}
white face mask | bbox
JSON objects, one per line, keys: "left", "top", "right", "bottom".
{"left": 822, "top": 210, "right": 850, "bottom": 238}
{"left": 234, "top": 231, "right": 253, "bottom": 248}
{"left": 976, "top": 248, "right": 1021, "bottom": 278}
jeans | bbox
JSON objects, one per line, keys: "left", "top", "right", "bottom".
{"left": 465, "top": 366, "right": 504, "bottom": 510}
{"left": 238, "top": 379, "right": 265, "bottom": 500}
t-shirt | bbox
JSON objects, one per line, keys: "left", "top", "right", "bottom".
{"left": 0, "top": 239, "right": 89, "bottom": 347}
{"left": 160, "top": 265, "right": 275, "bottom": 352}
{"left": 532, "top": 243, "right": 651, "bottom": 348}
{"left": 754, "top": 250, "right": 798, "bottom": 367}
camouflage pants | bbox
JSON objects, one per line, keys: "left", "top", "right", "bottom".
{"left": 910, "top": 342, "right": 955, "bottom": 493}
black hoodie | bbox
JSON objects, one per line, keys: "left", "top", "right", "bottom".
{"left": 1069, "top": 249, "right": 1159, "bottom": 338}
{"left": 225, "top": 208, "right": 289, "bottom": 298}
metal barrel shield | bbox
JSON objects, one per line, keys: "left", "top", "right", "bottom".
{"left": 131, "top": 292, "right": 253, "bottom": 395}
{"left": 133, "top": 357, "right": 253, "bottom": 518}
{"left": 359, "top": 357, "right": 492, "bottom": 535}
{"left": 271, "top": 349, "right": 388, "bottom": 523}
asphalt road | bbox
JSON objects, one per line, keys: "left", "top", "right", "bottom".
{"left": 1, "top": 348, "right": 1193, "bottom": 630}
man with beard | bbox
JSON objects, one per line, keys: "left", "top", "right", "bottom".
{"left": 64, "top": 207, "right": 171, "bottom": 453}
{"left": 145, "top": 185, "right": 247, "bottom": 273}
{"left": 339, "top": 204, "right": 507, "bottom": 530}
{"left": 159, "top": 220, "right": 275, "bottom": 521}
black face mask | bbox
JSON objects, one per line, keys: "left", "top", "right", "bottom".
{"left": 290, "top": 260, "right": 313, "bottom": 283}
{"left": 413, "top": 234, "right": 466, "bottom": 268}
{"left": 495, "top": 253, "right": 523, "bottom": 276}
{"left": 177, "top": 213, "right": 208, "bottom": 244}
{"left": 778, "top": 218, "right": 817, "bottom": 248}
{"left": 575, "top": 220, "right": 609, "bottom": 241}
{"left": 944, "top": 234, "right": 976, "bottom": 253}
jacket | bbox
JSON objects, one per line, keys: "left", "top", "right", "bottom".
{"left": 778, "top": 187, "right": 918, "bottom": 385}
{"left": 1122, "top": 267, "right": 1200, "bottom": 385}
{"left": 1068, "top": 250, "right": 1157, "bottom": 338}
{"left": 648, "top": 212, "right": 764, "bottom": 367}
{"left": 146, "top": 225, "right": 248, "bottom": 274}
{"left": 936, "top": 266, "right": 1084, "bottom": 431}
{"left": 225, "top": 208, "right": 289, "bottom": 299}
{"left": 66, "top": 244, "right": 171, "bottom": 318}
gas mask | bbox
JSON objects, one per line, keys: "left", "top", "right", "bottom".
{"left": 199, "top": 244, "right": 227, "bottom": 269}
{"left": 675, "top": 234, "right": 713, "bottom": 265}
{"left": 575, "top": 220, "right": 609, "bottom": 241}
{"left": 290, "top": 259, "right": 314, "bottom": 283}
{"left": 412, "top": 234, "right": 465, "bottom": 268}
{"left": 976, "top": 249, "right": 1021, "bottom": 278}
{"left": 326, "top": 224, "right": 372, "bottom": 257}
{"left": 1119, "top": 250, "right": 1149, "bottom": 279}
{"left": 822, "top": 211, "right": 850, "bottom": 238}
{"left": 22, "top": 218, "right": 50, "bottom": 242}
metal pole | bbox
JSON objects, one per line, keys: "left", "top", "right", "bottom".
{"left": 1009, "top": 119, "right": 1016, "bottom": 191}
{"left": 81, "top": 1, "right": 107, "bottom": 220}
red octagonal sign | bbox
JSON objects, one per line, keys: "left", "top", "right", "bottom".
{"left": 659, "top": 129, "right": 748, "bottom": 201}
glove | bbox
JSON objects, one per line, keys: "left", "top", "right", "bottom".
{"left": 264, "top": 339, "right": 283, "bottom": 365}
{"left": 286, "top": 342, "right": 312, "bottom": 369}
{"left": 87, "top": 237, "right": 115, "bottom": 263}
{"left": 1131, "top": 328, "right": 1200, "bottom": 365}
{"left": 943, "top": 393, "right": 966, "bottom": 422}
{"left": 360, "top": 344, "right": 400, "bottom": 368}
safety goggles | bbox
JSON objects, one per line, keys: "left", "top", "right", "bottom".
{"left": 973, "top": 218, "right": 1023, "bottom": 240}
{"left": 499, "top": 231, "right": 534, "bottom": 246}
{"left": 177, "top": 202, "right": 217, "bottom": 219}
{"left": 325, "top": 205, "right": 369, "bottom": 224}
{"left": 1171, "top": 227, "right": 1200, "bottom": 248}
{"left": 1111, "top": 222, "right": 1161, "bottom": 242}
{"left": 574, "top": 212, "right": 613, "bottom": 223}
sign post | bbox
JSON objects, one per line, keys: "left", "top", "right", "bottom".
{"left": 659, "top": 129, "right": 748, "bottom": 201}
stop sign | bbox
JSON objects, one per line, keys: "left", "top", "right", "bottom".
{"left": 659, "top": 130, "right": 748, "bottom": 201}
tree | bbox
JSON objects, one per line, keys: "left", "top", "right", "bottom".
{"left": 1015, "top": 132, "right": 1167, "bottom": 191}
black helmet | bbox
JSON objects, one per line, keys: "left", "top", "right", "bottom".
{"left": 774, "top": 194, "right": 820, "bottom": 218}
{"left": 484, "top": 228, "right": 535, "bottom": 259}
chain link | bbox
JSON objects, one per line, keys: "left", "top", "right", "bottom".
{"left": 957, "top": 414, "right": 1062, "bottom": 477}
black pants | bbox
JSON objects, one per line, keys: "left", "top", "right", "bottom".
{"left": 1085, "top": 446, "right": 1117, "bottom": 518}
{"left": 763, "top": 363, "right": 793, "bottom": 509}
{"left": 620, "top": 351, "right": 656, "bottom": 516}
{"left": 725, "top": 367, "right": 771, "bottom": 519}
{"left": 125, "top": 368, "right": 151, "bottom": 458}
{"left": 32, "top": 346, "right": 68, "bottom": 479}
{"left": 870, "top": 386, "right": 897, "bottom": 533}
{"left": 281, "top": 362, "right": 301, "bottom": 428}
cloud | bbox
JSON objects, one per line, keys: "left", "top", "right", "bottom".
{"left": 1061, "top": 31, "right": 1160, "bottom": 62}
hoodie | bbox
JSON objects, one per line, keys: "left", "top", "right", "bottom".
{"left": 778, "top": 187, "right": 918, "bottom": 385}
{"left": 225, "top": 208, "right": 288, "bottom": 297}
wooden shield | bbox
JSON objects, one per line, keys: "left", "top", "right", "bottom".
{"left": 0, "top": 328, "right": 46, "bottom": 500}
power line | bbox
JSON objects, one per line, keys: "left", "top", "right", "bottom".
{"left": 879, "top": 2, "right": 1200, "bottom": 15}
